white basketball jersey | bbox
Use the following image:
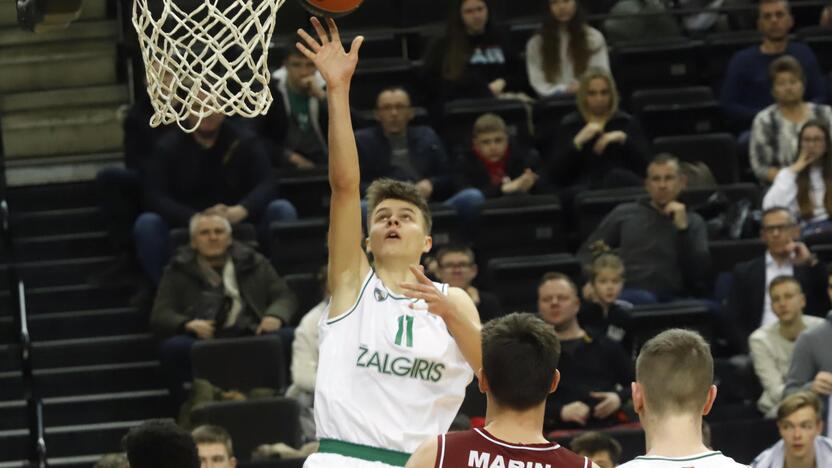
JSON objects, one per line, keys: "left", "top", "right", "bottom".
{"left": 618, "top": 451, "right": 748, "bottom": 467}
{"left": 313, "top": 270, "right": 474, "bottom": 453}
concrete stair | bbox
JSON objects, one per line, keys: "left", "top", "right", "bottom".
{"left": 0, "top": 0, "right": 107, "bottom": 27}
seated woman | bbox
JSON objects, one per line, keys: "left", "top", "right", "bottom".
{"left": 422, "top": 0, "right": 522, "bottom": 105}
{"left": 455, "top": 113, "right": 549, "bottom": 199}
{"left": 750, "top": 56, "right": 832, "bottom": 184}
{"left": 763, "top": 120, "right": 832, "bottom": 236}
{"left": 549, "top": 68, "right": 650, "bottom": 191}
{"left": 525, "top": 0, "right": 609, "bottom": 97}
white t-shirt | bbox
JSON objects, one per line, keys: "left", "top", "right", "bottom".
{"left": 619, "top": 451, "right": 748, "bottom": 467}
{"left": 313, "top": 270, "right": 474, "bottom": 453}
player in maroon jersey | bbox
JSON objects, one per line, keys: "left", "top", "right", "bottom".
{"left": 406, "top": 312, "right": 598, "bottom": 468}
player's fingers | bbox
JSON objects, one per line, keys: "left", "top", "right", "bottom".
{"left": 309, "top": 17, "right": 329, "bottom": 44}
{"left": 399, "top": 282, "right": 433, "bottom": 293}
{"left": 349, "top": 35, "right": 364, "bottom": 57}
{"left": 409, "top": 265, "right": 433, "bottom": 284}
{"left": 296, "top": 28, "right": 321, "bottom": 50}
{"left": 326, "top": 17, "right": 341, "bottom": 44}
{"left": 295, "top": 42, "right": 316, "bottom": 61}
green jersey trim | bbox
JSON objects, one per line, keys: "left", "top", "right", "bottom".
{"left": 318, "top": 438, "right": 410, "bottom": 466}
{"left": 634, "top": 451, "right": 724, "bottom": 462}
{"left": 326, "top": 271, "right": 374, "bottom": 325}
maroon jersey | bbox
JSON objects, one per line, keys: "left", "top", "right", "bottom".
{"left": 435, "top": 428, "right": 589, "bottom": 468}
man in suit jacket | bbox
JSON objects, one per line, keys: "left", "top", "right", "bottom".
{"left": 726, "top": 206, "right": 829, "bottom": 353}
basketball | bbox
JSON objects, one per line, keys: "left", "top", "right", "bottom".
{"left": 298, "top": 0, "right": 363, "bottom": 17}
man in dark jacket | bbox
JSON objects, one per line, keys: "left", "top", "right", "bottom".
{"left": 151, "top": 212, "right": 298, "bottom": 405}
{"left": 134, "top": 113, "right": 297, "bottom": 284}
{"left": 355, "top": 87, "right": 484, "bottom": 229}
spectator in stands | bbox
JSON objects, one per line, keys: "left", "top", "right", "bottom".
{"left": 355, "top": 88, "right": 485, "bottom": 230}
{"left": 422, "top": 0, "right": 523, "bottom": 105}
{"left": 822, "top": 2, "right": 832, "bottom": 26}
{"left": 122, "top": 419, "right": 200, "bottom": 468}
{"left": 135, "top": 111, "right": 298, "bottom": 285}
{"left": 525, "top": 0, "right": 610, "bottom": 97}
{"left": 749, "top": 276, "right": 826, "bottom": 417}
{"left": 725, "top": 206, "right": 828, "bottom": 354}
{"left": 750, "top": 57, "right": 832, "bottom": 184}
{"left": 751, "top": 391, "right": 832, "bottom": 467}
{"left": 454, "top": 113, "right": 548, "bottom": 199}
{"left": 93, "top": 454, "right": 129, "bottom": 468}
{"left": 570, "top": 431, "right": 623, "bottom": 468}
{"left": 192, "top": 425, "right": 237, "bottom": 468}
{"left": 721, "top": 0, "right": 827, "bottom": 131}
{"left": 783, "top": 278, "right": 832, "bottom": 402}
{"left": 577, "top": 154, "right": 711, "bottom": 303}
{"left": 286, "top": 266, "right": 328, "bottom": 443}
{"left": 435, "top": 245, "right": 503, "bottom": 322}
{"left": 763, "top": 120, "right": 832, "bottom": 235}
{"left": 550, "top": 68, "right": 649, "bottom": 191}
{"left": 259, "top": 47, "right": 327, "bottom": 170}
{"left": 580, "top": 251, "right": 630, "bottom": 344}
{"left": 151, "top": 212, "right": 298, "bottom": 405}
{"left": 537, "top": 272, "right": 634, "bottom": 429}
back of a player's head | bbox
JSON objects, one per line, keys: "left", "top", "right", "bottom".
{"left": 192, "top": 424, "right": 234, "bottom": 457}
{"left": 482, "top": 313, "right": 560, "bottom": 410}
{"left": 570, "top": 431, "right": 622, "bottom": 466}
{"left": 366, "top": 178, "right": 432, "bottom": 233}
{"left": 636, "top": 329, "right": 713, "bottom": 417}
{"left": 122, "top": 419, "right": 199, "bottom": 468}
{"left": 777, "top": 391, "right": 822, "bottom": 423}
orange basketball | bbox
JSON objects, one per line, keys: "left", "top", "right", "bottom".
{"left": 298, "top": 0, "right": 364, "bottom": 17}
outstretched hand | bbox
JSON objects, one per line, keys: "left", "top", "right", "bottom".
{"left": 296, "top": 17, "right": 363, "bottom": 90}
{"left": 400, "top": 265, "right": 454, "bottom": 318}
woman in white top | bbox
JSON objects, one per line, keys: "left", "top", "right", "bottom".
{"left": 763, "top": 120, "right": 832, "bottom": 236}
{"left": 525, "top": 0, "right": 610, "bottom": 97}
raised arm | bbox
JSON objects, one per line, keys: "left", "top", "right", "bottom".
{"left": 296, "top": 18, "right": 368, "bottom": 318}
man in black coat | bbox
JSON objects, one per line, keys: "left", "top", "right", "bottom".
{"left": 725, "top": 206, "right": 829, "bottom": 353}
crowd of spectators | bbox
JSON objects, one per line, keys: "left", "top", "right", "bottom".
{"left": 85, "top": 0, "right": 832, "bottom": 462}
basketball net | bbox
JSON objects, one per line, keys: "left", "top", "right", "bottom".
{"left": 132, "top": 0, "right": 286, "bottom": 132}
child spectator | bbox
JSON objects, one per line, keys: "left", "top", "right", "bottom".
{"left": 580, "top": 251, "right": 630, "bottom": 344}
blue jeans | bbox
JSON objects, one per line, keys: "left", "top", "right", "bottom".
{"left": 135, "top": 199, "right": 298, "bottom": 285}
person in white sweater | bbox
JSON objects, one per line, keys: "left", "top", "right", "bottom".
{"left": 525, "top": 0, "right": 610, "bottom": 97}
{"left": 763, "top": 120, "right": 832, "bottom": 236}
{"left": 749, "top": 275, "right": 825, "bottom": 417}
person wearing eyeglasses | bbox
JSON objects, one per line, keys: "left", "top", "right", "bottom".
{"left": 434, "top": 245, "right": 503, "bottom": 323}
{"left": 724, "top": 206, "right": 829, "bottom": 354}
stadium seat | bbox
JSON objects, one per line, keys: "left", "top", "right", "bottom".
{"left": 812, "top": 243, "right": 832, "bottom": 263}
{"left": 474, "top": 195, "right": 566, "bottom": 262}
{"left": 428, "top": 206, "right": 463, "bottom": 252}
{"left": 703, "top": 31, "right": 763, "bottom": 88}
{"left": 485, "top": 253, "right": 581, "bottom": 313}
{"left": 191, "top": 335, "right": 287, "bottom": 393}
{"left": 400, "top": 0, "right": 450, "bottom": 28}
{"left": 191, "top": 397, "right": 302, "bottom": 461}
{"left": 798, "top": 28, "right": 832, "bottom": 74}
{"left": 610, "top": 39, "right": 703, "bottom": 98}
{"left": 653, "top": 133, "right": 739, "bottom": 184}
{"left": 277, "top": 173, "right": 331, "bottom": 219}
{"left": 350, "top": 58, "right": 419, "bottom": 110}
{"left": 709, "top": 239, "right": 765, "bottom": 274}
{"left": 284, "top": 272, "right": 324, "bottom": 320}
{"left": 630, "top": 87, "right": 724, "bottom": 139}
{"left": 271, "top": 218, "right": 328, "bottom": 275}
{"left": 532, "top": 95, "right": 577, "bottom": 151}
{"left": 617, "top": 301, "right": 714, "bottom": 355}
{"left": 680, "top": 183, "right": 761, "bottom": 208}
{"left": 442, "top": 98, "right": 533, "bottom": 154}
{"left": 714, "top": 354, "right": 762, "bottom": 406}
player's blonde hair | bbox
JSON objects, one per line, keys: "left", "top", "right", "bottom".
{"left": 636, "top": 329, "right": 713, "bottom": 416}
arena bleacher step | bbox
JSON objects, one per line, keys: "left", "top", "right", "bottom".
{"left": 4, "top": 257, "right": 115, "bottom": 288}
{"left": 30, "top": 333, "right": 155, "bottom": 369}
{"left": 0, "top": 84, "right": 127, "bottom": 113}
{"left": 0, "top": 41, "right": 117, "bottom": 94}
{"left": 0, "top": 0, "right": 107, "bottom": 27}
{"left": 24, "top": 361, "right": 163, "bottom": 399}
{"left": 11, "top": 207, "right": 104, "bottom": 237}
{"left": 0, "top": 428, "right": 28, "bottom": 462}
{"left": 42, "top": 390, "right": 169, "bottom": 428}
{"left": 1, "top": 104, "right": 123, "bottom": 159}
{"left": 28, "top": 307, "right": 144, "bottom": 341}
{"left": 14, "top": 232, "right": 112, "bottom": 261}
{"left": 0, "top": 400, "right": 26, "bottom": 431}
{"left": 7, "top": 182, "right": 98, "bottom": 211}
{"left": 0, "top": 19, "right": 117, "bottom": 47}
{"left": 24, "top": 284, "right": 129, "bottom": 312}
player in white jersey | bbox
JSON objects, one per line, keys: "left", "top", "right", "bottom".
{"left": 295, "top": 18, "right": 482, "bottom": 468}
{"left": 618, "top": 329, "right": 747, "bottom": 468}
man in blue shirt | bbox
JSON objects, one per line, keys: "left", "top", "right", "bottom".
{"left": 721, "top": 0, "right": 827, "bottom": 130}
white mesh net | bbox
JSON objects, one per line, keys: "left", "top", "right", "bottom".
{"left": 132, "top": 0, "right": 286, "bottom": 132}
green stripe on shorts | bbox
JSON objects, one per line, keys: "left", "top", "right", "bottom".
{"left": 318, "top": 439, "right": 411, "bottom": 466}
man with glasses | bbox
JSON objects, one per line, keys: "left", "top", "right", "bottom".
{"left": 725, "top": 206, "right": 828, "bottom": 353}
{"left": 434, "top": 246, "right": 503, "bottom": 322}
{"left": 721, "top": 0, "right": 826, "bottom": 131}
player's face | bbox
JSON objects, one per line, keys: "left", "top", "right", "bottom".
{"left": 549, "top": 0, "right": 576, "bottom": 24}
{"left": 772, "top": 71, "right": 804, "bottom": 106}
{"left": 368, "top": 199, "right": 430, "bottom": 261}
{"left": 760, "top": 210, "right": 798, "bottom": 255}
{"left": 437, "top": 252, "right": 477, "bottom": 288}
{"left": 800, "top": 126, "right": 828, "bottom": 160}
{"left": 460, "top": 0, "right": 488, "bottom": 34}
{"left": 778, "top": 406, "right": 822, "bottom": 460}
{"left": 473, "top": 131, "right": 509, "bottom": 163}
{"left": 374, "top": 90, "right": 413, "bottom": 136}
{"left": 191, "top": 216, "right": 232, "bottom": 260}
{"left": 198, "top": 443, "right": 236, "bottom": 468}
{"left": 537, "top": 279, "right": 580, "bottom": 328}
{"left": 585, "top": 77, "right": 613, "bottom": 117}
{"left": 592, "top": 268, "right": 623, "bottom": 306}
{"left": 770, "top": 281, "right": 805, "bottom": 323}
{"left": 758, "top": 1, "right": 793, "bottom": 41}
{"left": 645, "top": 162, "right": 684, "bottom": 208}
{"left": 586, "top": 451, "right": 615, "bottom": 468}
